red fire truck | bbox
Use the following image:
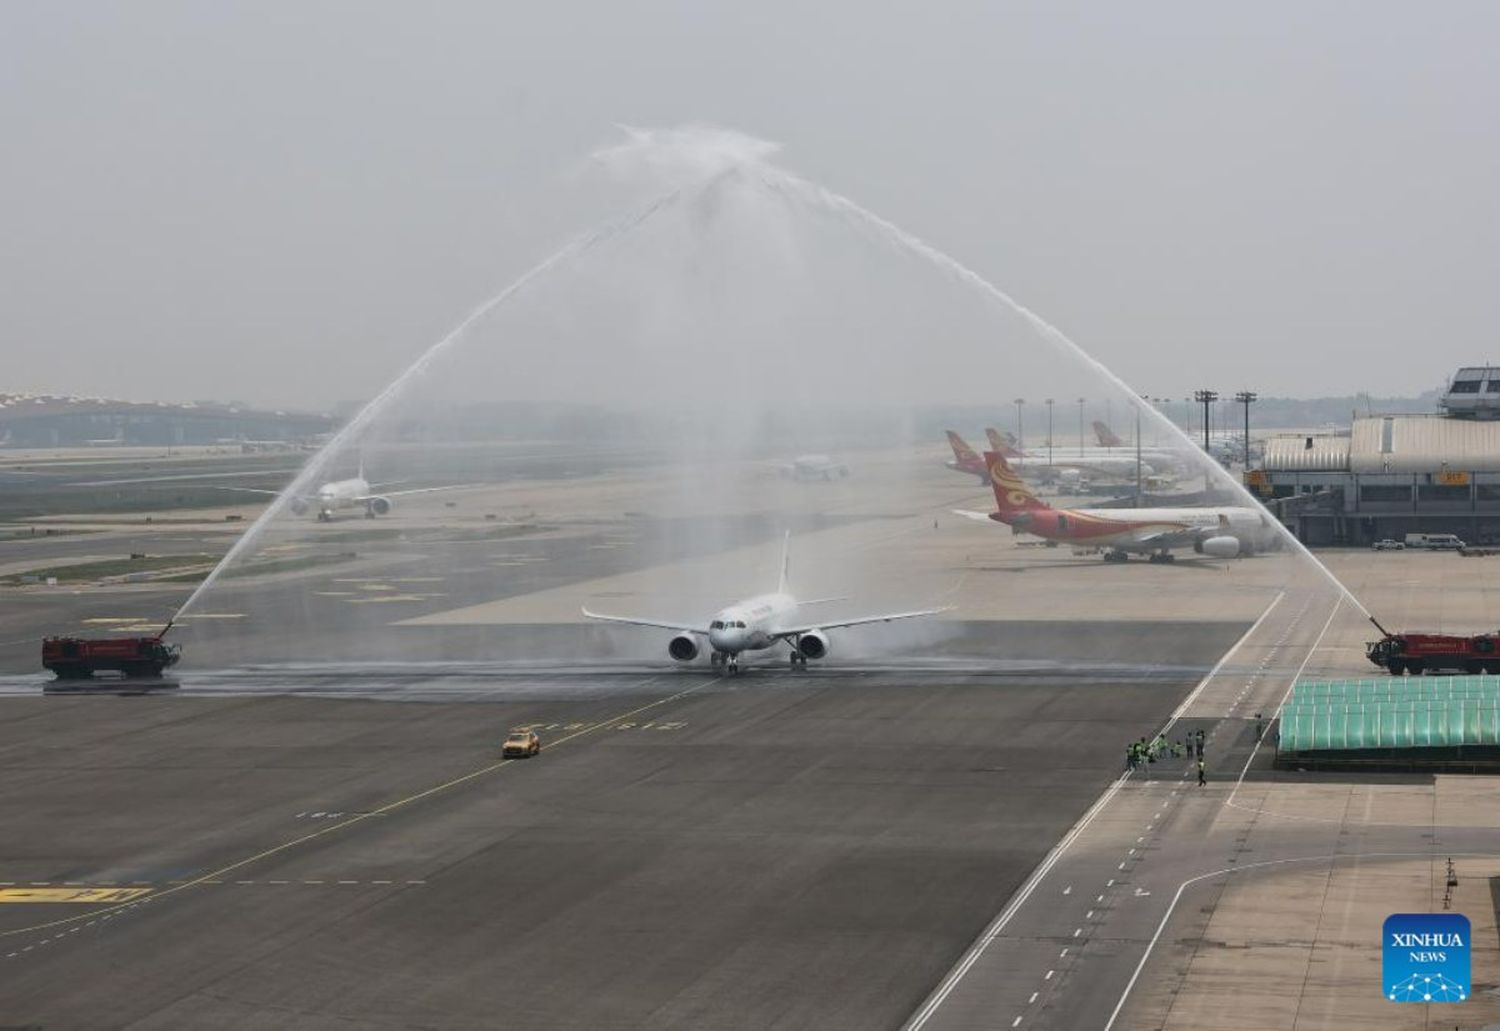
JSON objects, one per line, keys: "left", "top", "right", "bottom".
{"left": 1366, "top": 620, "right": 1500, "bottom": 675}
{"left": 42, "top": 635, "right": 181, "bottom": 679}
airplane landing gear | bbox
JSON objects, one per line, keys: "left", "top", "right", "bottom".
{"left": 1103, "top": 550, "right": 1129, "bottom": 562}
{"left": 317, "top": 510, "right": 333, "bottom": 523}
{"left": 789, "top": 649, "right": 807, "bottom": 668}
{"left": 1147, "top": 552, "right": 1176, "bottom": 564}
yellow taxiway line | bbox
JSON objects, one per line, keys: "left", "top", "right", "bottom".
{"left": 0, "top": 671, "right": 723, "bottom": 939}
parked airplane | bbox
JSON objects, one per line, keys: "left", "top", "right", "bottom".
{"left": 977, "top": 428, "right": 1150, "bottom": 480}
{"left": 224, "top": 460, "right": 472, "bottom": 521}
{"left": 582, "top": 534, "right": 947, "bottom": 673}
{"left": 944, "top": 431, "right": 990, "bottom": 482}
{"left": 1096, "top": 419, "right": 1254, "bottom": 466}
{"left": 947, "top": 429, "right": 1145, "bottom": 484}
{"left": 778, "top": 454, "right": 849, "bottom": 481}
{"left": 955, "top": 451, "right": 1278, "bottom": 562}
{"left": 996, "top": 426, "right": 1184, "bottom": 474}
{"left": 1092, "top": 421, "right": 1126, "bottom": 448}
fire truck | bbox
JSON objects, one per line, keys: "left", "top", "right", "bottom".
{"left": 1366, "top": 619, "right": 1500, "bottom": 675}
{"left": 42, "top": 634, "right": 180, "bottom": 679}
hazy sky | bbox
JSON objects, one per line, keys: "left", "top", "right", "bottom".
{"left": 3, "top": 2, "right": 1497, "bottom": 409}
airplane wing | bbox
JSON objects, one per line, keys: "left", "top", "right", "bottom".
{"left": 772, "top": 606, "right": 952, "bottom": 637}
{"left": 1125, "top": 528, "right": 1203, "bottom": 550}
{"left": 580, "top": 608, "right": 707, "bottom": 635}
{"left": 213, "top": 486, "right": 291, "bottom": 497}
{"left": 354, "top": 483, "right": 479, "bottom": 501}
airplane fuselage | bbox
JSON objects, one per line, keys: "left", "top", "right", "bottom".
{"left": 708, "top": 592, "right": 798, "bottom": 655}
{"left": 993, "top": 504, "right": 1272, "bottom": 552}
{"left": 315, "top": 476, "right": 371, "bottom": 514}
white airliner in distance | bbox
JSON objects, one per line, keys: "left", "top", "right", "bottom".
{"left": 778, "top": 454, "right": 849, "bottom": 482}
{"left": 225, "top": 461, "right": 474, "bottom": 521}
{"left": 582, "top": 534, "right": 948, "bottom": 673}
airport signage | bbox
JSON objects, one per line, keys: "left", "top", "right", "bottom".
{"left": 1383, "top": 913, "right": 1469, "bottom": 1002}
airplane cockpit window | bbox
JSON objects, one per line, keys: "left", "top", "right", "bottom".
{"left": 711, "top": 621, "right": 724, "bottom": 629}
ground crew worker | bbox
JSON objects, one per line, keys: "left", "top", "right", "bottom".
{"left": 1255, "top": 713, "right": 1264, "bottom": 739}
{"left": 1197, "top": 758, "right": 1207, "bottom": 786}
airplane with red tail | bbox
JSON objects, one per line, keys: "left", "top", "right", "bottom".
{"left": 1093, "top": 420, "right": 1126, "bottom": 448}
{"left": 944, "top": 431, "right": 991, "bottom": 482}
{"left": 955, "top": 451, "right": 1278, "bottom": 562}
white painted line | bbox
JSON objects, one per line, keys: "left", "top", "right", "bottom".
{"left": 1101, "top": 849, "right": 1499, "bottom": 1031}
{"left": 1029, "top": 991, "right": 1039, "bottom": 1004}
{"left": 906, "top": 593, "right": 1284, "bottom": 1030}
{"left": 1011, "top": 1018, "right": 1022, "bottom": 1028}
{"left": 1072, "top": 928, "right": 1081, "bottom": 938}
{"left": 1225, "top": 596, "right": 1343, "bottom": 817}
{"left": 1086, "top": 910, "right": 1094, "bottom": 919}
{"left": 1059, "top": 948, "right": 1068, "bottom": 958}
{"left": 1045, "top": 969, "right": 1054, "bottom": 980}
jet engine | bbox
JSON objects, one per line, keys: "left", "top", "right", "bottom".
{"left": 668, "top": 635, "right": 700, "bottom": 662}
{"left": 1196, "top": 535, "right": 1242, "bottom": 559}
{"left": 796, "top": 629, "right": 830, "bottom": 661}
{"left": 289, "top": 497, "right": 310, "bottom": 516}
{"left": 367, "top": 496, "right": 392, "bottom": 516}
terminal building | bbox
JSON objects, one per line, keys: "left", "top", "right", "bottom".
{"left": 1257, "top": 367, "right": 1500, "bottom": 546}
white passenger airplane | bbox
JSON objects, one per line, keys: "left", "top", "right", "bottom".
{"left": 225, "top": 461, "right": 472, "bottom": 521}
{"left": 582, "top": 534, "right": 948, "bottom": 673}
{"left": 778, "top": 454, "right": 849, "bottom": 481}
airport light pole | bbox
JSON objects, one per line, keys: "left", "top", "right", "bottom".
{"left": 1076, "top": 398, "right": 1086, "bottom": 457}
{"left": 1234, "top": 390, "right": 1257, "bottom": 468}
{"left": 1194, "top": 389, "right": 1218, "bottom": 454}
{"left": 1013, "top": 398, "right": 1026, "bottom": 455}
{"left": 1045, "top": 398, "right": 1054, "bottom": 469}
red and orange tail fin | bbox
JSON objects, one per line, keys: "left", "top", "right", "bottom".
{"left": 946, "top": 431, "right": 982, "bottom": 466}
{"left": 985, "top": 451, "right": 1050, "bottom": 516}
{"left": 1093, "top": 420, "right": 1125, "bottom": 448}
{"left": 984, "top": 427, "right": 1023, "bottom": 457}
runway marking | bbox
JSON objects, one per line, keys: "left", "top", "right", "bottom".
{"left": 1101, "top": 849, "right": 1500, "bottom": 1031}
{"left": 905, "top": 591, "right": 1286, "bottom": 1030}
{"left": 0, "top": 673, "right": 721, "bottom": 946}
{"left": 0, "top": 888, "right": 151, "bottom": 904}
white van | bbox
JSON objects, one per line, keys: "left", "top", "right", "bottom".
{"left": 1404, "top": 533, "right": 1466, "bottom": 550}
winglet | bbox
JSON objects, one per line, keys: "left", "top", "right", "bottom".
{"left": 778, "top": 531, "right": 792, "bottom": 594}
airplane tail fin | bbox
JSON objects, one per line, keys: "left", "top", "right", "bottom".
{"left": 983, "top": 427, "right": 1024, "bottom": 458}
{"left": 985, "top": 451, "right": 1051, "bottom": 517}
{"left": 777, "top": 531, "right": 791, "bottom": 594}
{"left": 1093, "top": 420, "right": 1125, "bottom": 448}
{"left": 946, "top": 431, "right": 982, "bottom": 466}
